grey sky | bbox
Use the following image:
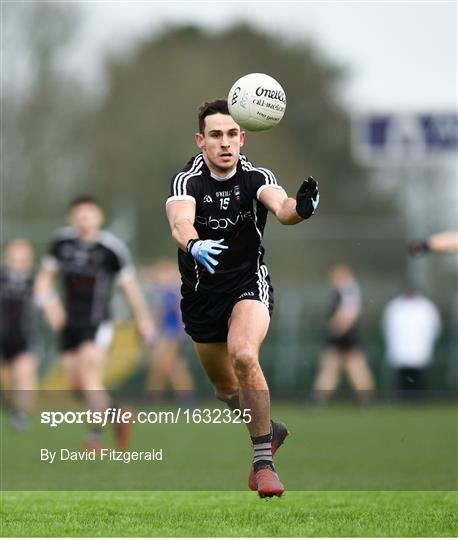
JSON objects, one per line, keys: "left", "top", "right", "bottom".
{"left": 72, "top": 1, "right": 457, "bottom": 112}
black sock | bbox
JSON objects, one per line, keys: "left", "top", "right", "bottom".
{"left": 251, "top": 431, "right": 273, "bottom": 473}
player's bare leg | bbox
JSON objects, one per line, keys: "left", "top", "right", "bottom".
{"left": 196, "top": 336, "right": 288, "bottom": 494}
{"left": 194, "top": 342, "right": 240, "bottom": 407}
{"left": 196, "top": 337, "right": 287, "bottom": 495}
{"left": 226, "top": 300, "right": 284, "bottom": 497}
{"left": 2, "top": 353, "right": 37, "bottom": 429}
{"left": 62, "top": 352, "right": 83, "bottom": 392}
{"left": 0, "top": 363, "right": 12, "bottom": 391}
{"left": 227, "top": 301, "right": 270, "bottom": 431}
{"left": 344, "top": 349, "right": 375, "bottom": 405}
{"left": 63, "top": 344, "right": 112, "bottom": 450}
{"left": 312, "top": 348, "right": 342, "bottom": 403}
{"left": 11, "top": 352, "right": 37, "bottom": 414}
{"left": 80, "top": 342, "right": 132, "bottom": 449}
{"left": 147, "top": 339, "right": 173, "bottom": 394}
{"left": 170, "top": 354, "right": 195, "bottom": 390}
{"left": 149, "top": 339, "right": 195, "bottom": 394}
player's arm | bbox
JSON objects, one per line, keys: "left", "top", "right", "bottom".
{"left": 328, "top": 303, "right": 359, "bottom": 336}
{"left": 259, "top": 177, "right": 319, "bottom": 225}
{"left": 166, "top": 199, "right": 199, "bottom": 251}
{"left": 166, "top": 200, "right": 228, "bottom": 274}
{"left": 118, "top": 274, "right": 156, "bottom": 345}
{"left": 34, "top": 267, "right": 66, "bottom": 331}
{"left": 259, "top": 187, "right": 302, "bottom": 225}
{"left": 409, "top": 231, "right": 458, "bottom": 255}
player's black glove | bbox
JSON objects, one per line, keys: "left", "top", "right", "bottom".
{"left": 296, "top": 176, "right": 319, "bottom": 219}
{"left": 408, "top": 239, "right": 430, "bottom": 257}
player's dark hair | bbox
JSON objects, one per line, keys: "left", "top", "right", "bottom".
{"left": 68, "top": 194, "right": 101, "bottom": 211}
{"left": 198, "top": 99, "right": 230, "bottom": 133}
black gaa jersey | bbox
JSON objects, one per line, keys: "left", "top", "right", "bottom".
{"left": 43, "top": 227, "right": 135, "bottom": 327}
{"left": 0, "top": 268, "right": 35, "bottom": 340}
{"left": 328, "top": 280, "right": 362, "bottom": 322}
{"left": 167, "top": 153, "right": 285, "bottom": 293}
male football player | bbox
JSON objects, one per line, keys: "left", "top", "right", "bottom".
{"left": 312, "top": 263, "right": 375, "bottom": 405}
{"left": 35, "top": 195, "right": 155, "bottom": 450}
{"left": 0, "top": 239, "right": 38, "bottom": 429}
{"left": 166, "top": 99, "right": 319, "bottom": 497}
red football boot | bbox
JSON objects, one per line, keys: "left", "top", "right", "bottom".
{"left": 255, "top": 465, "right": 285, "bottom": 498}
{"left": 248, "top": 420, "right": 289, "bottom": 491}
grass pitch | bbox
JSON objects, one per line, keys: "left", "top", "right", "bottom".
{"left": 1, "top": 402, "right": 457, "bottom": 536}
{"left": 1, "top": 490, "right": 456, "bottom": 537}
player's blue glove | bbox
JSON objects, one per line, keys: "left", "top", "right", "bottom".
{"left": 296, "top": 176, "right": 319, "bottom": 219}
{"left": 186, "top": 238, "right": 228, "bottom": 274}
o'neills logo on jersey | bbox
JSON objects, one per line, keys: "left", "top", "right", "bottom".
{"left": 255, "top": 86, "right": 286, "bottom": 103}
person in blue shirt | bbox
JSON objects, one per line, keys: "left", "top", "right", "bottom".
{"left": 146, "top": 258, "right": 195, "bottom": 400}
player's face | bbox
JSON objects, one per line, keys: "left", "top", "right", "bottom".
{"left": 69, "top": 203, "right": 104, "bottom": 237}
{"left": 195, "top": 113, "right": 245, "bottom": 176}
{"left": 330, "top": 265, "right": 351, "bottom": 288}
{"left": 5, "top": 240, "right": 33, "bottom": 273}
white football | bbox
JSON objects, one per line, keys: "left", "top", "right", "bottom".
{"left": 228, "top": 73, "right": 286, "bottom": 132}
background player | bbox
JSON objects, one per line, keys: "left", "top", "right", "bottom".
{"left": 312, "top": 263, "right": 375, "bottom": 405}
{"left": 0, "top": 239, "right": 38, "bottom": 429}
{"left": 35, "top": 195, "right": 155, "bottom": 450}
{"left": 166, "top": 99, "right": 319, "bottom": 497}
{"left": 145, "top": 258, "right": 196, "bottom": 402}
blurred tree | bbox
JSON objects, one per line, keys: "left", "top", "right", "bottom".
{"left": 91, "top": 25, "right": 395, "bottom": 263}
{"left": 2, "top": 1, "right": 92, "bottom": 223}
{"left": 4, "top": 18, "right": 400, "bottom": 278}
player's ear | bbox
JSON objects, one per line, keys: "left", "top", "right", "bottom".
{"left": 195, "top": 132, "right": 205, "bottom": 149}
{"left": 239, "top": 130, "right": 245, "bottom": 148}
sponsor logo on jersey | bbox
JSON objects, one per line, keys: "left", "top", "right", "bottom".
{"left": 195, "top": 210, "right": 253, "bottom": 230}
{"left": 203, "top": 195, "right": 213, "bottom": 203}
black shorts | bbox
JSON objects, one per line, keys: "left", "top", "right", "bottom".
{"left": 60, "top": 322, "right": 114, "bottom": 352}
{"left": 326, "top": 327, "right": 359, "bottom": 351}
{"left": 0, "top": 335, "right": 32, "bottom": 362}
{"left": 181, "top": 266, "right": 274, "bottom": 343}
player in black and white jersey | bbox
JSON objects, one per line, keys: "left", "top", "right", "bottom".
{"left": 0, "top": 239, "right": 38, "bottom": 429}
{"left": 312, "top": 263, "right": 375, "bottom": 405}
{"left": 35, "top": 195, "right": 155, "bottom": 450}
{"left": 166, "top": 99, "right": 319, "bottom": 497}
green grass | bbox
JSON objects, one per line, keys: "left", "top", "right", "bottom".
{"left": 1, "top": 402, "right": 457, "bottom": 536}
{"left": 1, "top": 490, "right": 457, "bottom": 537}
{"left": 3, "top": 402, "right": 457, "bottom": 490}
